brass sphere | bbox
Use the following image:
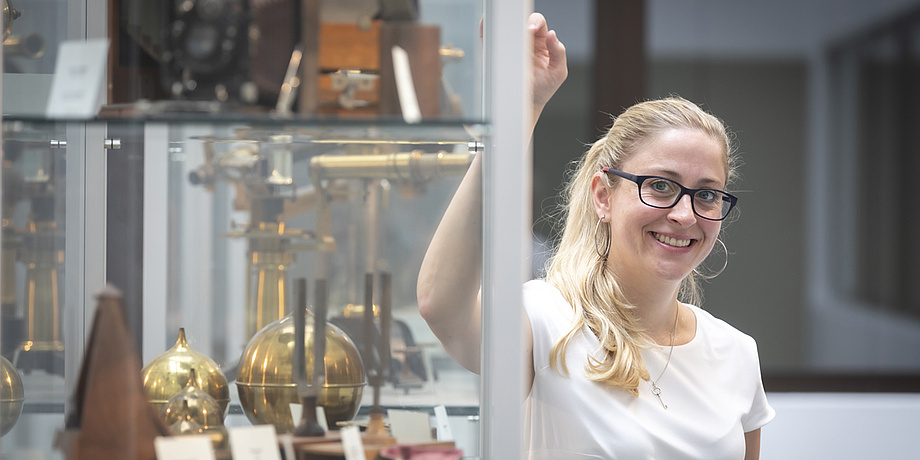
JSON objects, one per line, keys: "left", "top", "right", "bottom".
{"left": 236, "top": 309, "right": 365, "bottom": 434}
{"left": 0, "top": 355, "right": 24, "bottom": 437}
{"left": 167, "top": 395, "right": 229, "bottom": 451}
{"left": 162, "top": 368, "right": 224, "bottom": 429}
{"left": 169, "top": 400, "right": 205, "bottom": 435}
{"left": 141, "top": 328, "right": 230, "bottom": 418}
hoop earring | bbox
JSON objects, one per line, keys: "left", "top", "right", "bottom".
{"left": 594, "top": 216, "right": 610, "bottom": 260}
{"left": 693, "top": 238, "right": 728, "bottom": 280}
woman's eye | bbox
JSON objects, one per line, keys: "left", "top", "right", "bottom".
{"left": 650, "top": 180, "right": 675, "bottom": 193}
{"left": 697, "top": 190, "right": 716, "bottom": 201}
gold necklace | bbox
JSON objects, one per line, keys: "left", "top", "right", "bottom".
{"left": 649, "top": 304, "right": 680, "bottom": 410}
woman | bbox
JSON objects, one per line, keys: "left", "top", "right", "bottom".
{"left": 417, "top": 13, "right": 773, "bottom": 459}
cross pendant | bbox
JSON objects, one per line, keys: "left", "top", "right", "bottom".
{"left": 651, "top": 382, "right": 668, "bottom": 410}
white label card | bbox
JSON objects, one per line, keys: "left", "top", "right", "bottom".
{"left": 433, "top": 405, "right": 453, "bottom": 441}
{"left": 289, "top": 403, "right": 302, "bottom": 427}
{"left": 45, "top": 39, "right": 110, "bottom": 119}
{"left": 228, "top": 425, "right": 282, "bottom": 460}
{"left": 154, "top": 435, "right": 215, "bottom": 460}
{"left": 391, "top": 45, "right": 422, "bottom": 124}
{"left": 277, "top": 434, "right": 296, "bottom": 460}
{"left": 387, "top": 409, "right": 433, "bottom": 443}
{"left": 316, "top": 405, "right": 329, "bottom": 432}
{"left": 340, "top": 425, "right": 366, "bottom": 460}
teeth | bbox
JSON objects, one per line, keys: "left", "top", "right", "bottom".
{"left": 653, "top": 233, "right": 691, "bottom": 248}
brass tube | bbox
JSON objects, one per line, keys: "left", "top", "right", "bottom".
{"left": 309, "top": 150, "right": 472, "bottom": 182}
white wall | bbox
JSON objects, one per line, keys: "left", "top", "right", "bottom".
{"left": 763, "top": 393, "right": 920, "bottom": 459}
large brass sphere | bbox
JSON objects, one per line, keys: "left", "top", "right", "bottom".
{"left": 141, "top": 328, "right": 230, "bottom": 417}
{"left": 0, "top": 355, "right": 24, "bottom": 437}
{"left": 236, "top": 310, "right": 365, "bottom": 434}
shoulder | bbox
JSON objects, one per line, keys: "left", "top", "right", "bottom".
{"left": 687, "top": 304, "right": 759, "bottom": 355}
{"left": 523, "top": 279, "right": 576, "bottom": 330}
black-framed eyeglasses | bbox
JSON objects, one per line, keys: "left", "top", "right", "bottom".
{"left": 601, "top": 167, "right": 738, "bottom": 221}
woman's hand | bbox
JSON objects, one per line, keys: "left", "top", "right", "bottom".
{"left": 528, "top": 12, "right": 568, "bottom": 114}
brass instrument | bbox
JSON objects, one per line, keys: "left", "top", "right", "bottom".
{"left": 309, "top": 150, "right": 473, "bottom": 184}
{"left": 0, "top": 354, "right": 24, "bottom": 437}
{"left": 161, "top": 368, "right": 223, "bottom": 429}
{"left": 2, "top": 131, "right": 66, "bottom": 376}
{"left": 2, "top": 0, "right": 20, "bottom": 42}
{"left": 20, "top": 216, "right": 63, "bottom": 355}
{"left": 188, "top": 133, "right": 475, "bottom": 432}
{"left": 141, "top": 328, "right": 230, "bottom": 417}
{"left": 190, "top": 140, "right": 336, "bottom": 339}
{"left": 236, "top": 308, "right": 365, "bottom": 434}
{"left": 161, "top": 367, "right": 229, "bottom": 449}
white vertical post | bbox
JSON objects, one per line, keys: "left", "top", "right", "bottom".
{"left": 482, "top": 0, "right": 533, "bottom": 458}
{"left": 65, "top": 0, "right": 107, "bottom": 412}
{"left": 142, "top": 123, "right": 169, "bottom": 362}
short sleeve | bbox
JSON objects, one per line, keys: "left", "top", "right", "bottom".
{"left": 741, "top": 338, "right": 776, "bottom": 432}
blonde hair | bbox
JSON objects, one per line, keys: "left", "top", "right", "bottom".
{"left": 544, "top": 96, "right": 737, "bottom": 396}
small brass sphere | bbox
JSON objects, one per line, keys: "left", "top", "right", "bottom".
{"left": 162, "top": 368, "right": 224, "bottom": 429}
{"left": 141, "top": 328, "right": 230, "bottom": 418}
{"left": 0, "top": 355, "right": 24, "bottom": 437}
{"left": 169, "top": 400, "right": 205, "bottom": 435}
{"left": 236, "top": 309, "right": 365, "bottom": 433}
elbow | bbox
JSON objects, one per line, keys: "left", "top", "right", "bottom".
{"left": 416, "top": 282, "right": 438, "bottom": 325}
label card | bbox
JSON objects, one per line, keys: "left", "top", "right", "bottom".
{"left": 45, "top": 39, "right": 109, "bottom": 119}
{"left": 387, "top": 409, "right": 433, "bottom": 443}
{"left": 391, "top": 45, "right": 422, "bottom": 124}
{"left": 315, "top": 405, "right": 329, "bottom": 432}
{"left": 277, "top": 433, "right": 296, "bottom": 460}
{"left": 154, "top": 435, "right": 215, "bottom": 460}
{"left": 340, "top": 425, "right": 366, "bottom": 460}
{"left": 289, "top": 403, "right": 302, "bottom": 427}
{"left": 433, "top": 405, "right": 454, "bottom": 441}
{"left": 227, "top": 425, "right": 282, "bottom": 460}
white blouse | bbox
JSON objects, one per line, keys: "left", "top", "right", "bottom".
{"left": 523, "top": 280, "right": 775, "bottom": 459}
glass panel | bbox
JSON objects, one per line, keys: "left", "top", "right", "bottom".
{"left": 3, "top": 0, "right": 70, "bottom": 116}
{"left": 155, "top": 118, "right": 484, "bottom": 451}
{"left": 1, "top": 119, "right": 67, "bottom": 457}
{"left": 1, "top": 0, "right": 492, "bottom": 457}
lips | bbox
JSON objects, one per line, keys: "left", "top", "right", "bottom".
{"left": 652, "top": 232, "right": 691, "bottom": 248}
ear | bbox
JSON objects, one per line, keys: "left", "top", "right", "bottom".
{"left": 590, "top": 172, "right": 611, "bottom": 221}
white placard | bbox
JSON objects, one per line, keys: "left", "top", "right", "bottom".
{"left": 277, "top": 434, "right": 296, "bottom": 460}
{"left": 315, "top": 405, "right": 329, "bottom": 432}
{"left": 45, "top": 39, "right": 109, "bottom": 119}
{"left": 340, "top": 425, "right": 366, "bottom": 460}
{"left": 433, "top": 405, "right": 454, "bottom": 441}
{"left": 391, "top": 45, "right": 422, "bottom": 124}
{"left": 227, "top": 425, "right": 282, "bottom": 460}
{"left": 289, "top": 403, "right": 302, "bottom": 427}
{"left": 154, "top": 435, "right": 215, "bottom": 460}
{"left": 387, "top": 409, "right": 432, "bottom": 443}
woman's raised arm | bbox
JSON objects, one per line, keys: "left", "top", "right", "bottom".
{"left": 416, "top": 13, "right": 567, "bottom": 373}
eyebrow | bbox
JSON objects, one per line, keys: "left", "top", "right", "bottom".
{"left": 645, "top": 168, "right": 725, "bottom": 188}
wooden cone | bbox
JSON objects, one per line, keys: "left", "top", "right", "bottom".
{"left": 67, "top": 284, "right": 170, "bottom": 460}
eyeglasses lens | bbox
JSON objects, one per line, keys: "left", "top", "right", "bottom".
{"left": 639, "top": 178, "right": 730, "bottom": 220}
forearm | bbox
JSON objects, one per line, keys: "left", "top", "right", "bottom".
{"left": 417, "top": 152, "right": 484, "bottom": 372}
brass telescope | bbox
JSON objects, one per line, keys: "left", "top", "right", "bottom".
{"left": 309, "top": 150, "right": 473, "bottom": 183}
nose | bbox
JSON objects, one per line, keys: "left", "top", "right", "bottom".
{"left": 668, "top": 194, "right": 697, "bottom": 226}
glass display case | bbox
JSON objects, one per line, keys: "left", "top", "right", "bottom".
{"left": 1, "top": 0, "right": 534, "bottom": 459}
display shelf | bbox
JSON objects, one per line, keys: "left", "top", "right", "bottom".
{"left": 1, "top": 1, "right": 535, "bottom": 458}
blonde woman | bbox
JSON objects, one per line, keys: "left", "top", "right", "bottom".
{"left": 417, "top": 13, "right": 773, "bottom": 459}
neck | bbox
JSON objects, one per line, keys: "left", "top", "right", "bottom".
{"left": 619, "top": 278, "right": 682, "bottom": 345}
